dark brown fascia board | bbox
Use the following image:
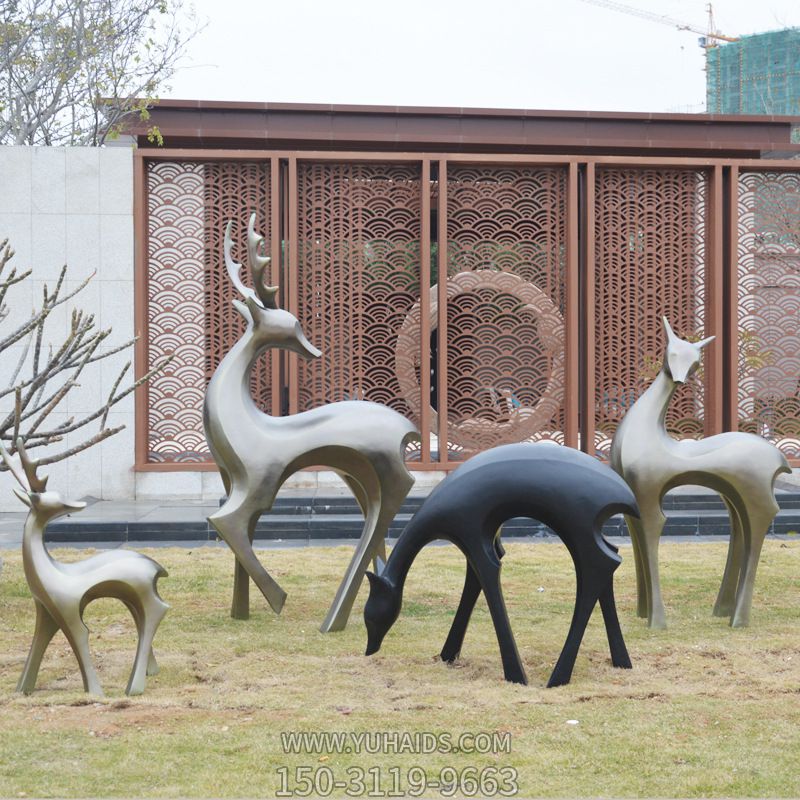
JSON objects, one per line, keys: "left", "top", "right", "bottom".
{"left": 135, "top": 98, "right": 800, "bottom": 125}
{"left": 126, "top": 99, "right": 799, "bottom": 155}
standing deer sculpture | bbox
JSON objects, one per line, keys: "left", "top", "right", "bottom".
{"left": 1, "top": 439, "right": 169, "bottom": 696}
{"left": 204, "top": 213, "right": 421, "bottom": 632}
{"left": 364, "top": 443, "right": 638, "bottom": 687}
{"left": 610, "top": 317, "right": 791, "bottom": 629}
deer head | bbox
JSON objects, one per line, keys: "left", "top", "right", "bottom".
{"left": 0, "top": 438, "right": 86, "bottom": 522}
{"left": 662, "top": 317, "right": 714, "bottom": 384}
{"left": 225, "top": 213, "right": 321, "bottom": 360}
{"left": 363, "top": 567, "right": 401, "bottom": 656}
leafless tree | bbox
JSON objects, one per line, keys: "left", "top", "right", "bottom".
{"left": 0, "top": 238, "right": 169, "bottom": 466}
{"left": 0, "top": 0, "right": 202, "bottom": 146}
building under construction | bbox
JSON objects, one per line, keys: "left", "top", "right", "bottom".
{"left": 707, "top": 28, "right": 800, "bottom": 115}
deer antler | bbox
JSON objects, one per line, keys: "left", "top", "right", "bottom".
{"left": 0, "top": 437, "right": 47, "bottom": 492}
{"left": 224, "top": 221, "right": 250, "bottom": 298}
{"left": 247, "top": 213, "right": 279, "bottom": 309}
{"left": 224, "top": 215, "right": 279, "bottom": 309}
{"left": 0, "top": 441, "right": 28, "bottom": 490}
{"left": 17, "top": 437, "right": 47, "bottom": 491}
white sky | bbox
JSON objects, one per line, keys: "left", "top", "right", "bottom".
{"left": 165, "top": 0, "right": 800, "bottom": 114}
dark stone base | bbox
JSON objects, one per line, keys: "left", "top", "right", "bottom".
{"left": 41, "top": 491, "right": 800, "bottom": 543}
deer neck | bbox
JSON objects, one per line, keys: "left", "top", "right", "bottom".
{"left": 207, "top": 329, "right": 274, "bottom": 422}
{"left": 22, "top": 513, "right": 59, "bottom": 587}
{"left": 633, "top": 369, "right": 676, "bottom": 432}
{"left": 383, "top": 529, "right": 430, "bottom": 596}
{"left": 613, "top": 368, "right": 677, "bottom": 467}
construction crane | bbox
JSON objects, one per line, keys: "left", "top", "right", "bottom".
{"left": 580, "top": 1, "right": 739, "bottom": 48}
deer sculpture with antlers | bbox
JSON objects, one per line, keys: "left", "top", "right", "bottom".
{"left": 1, "top": 439, "right": 169, "bottom": 695}
{"left": 610, "top": 318, "right": 790, "bottom": 629}
{"left": 204, "top": 213, "right": 421, "bottom": 632}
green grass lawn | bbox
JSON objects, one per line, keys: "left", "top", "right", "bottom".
{"left": 0, "top": 539, "right": 799, "bottom": 798}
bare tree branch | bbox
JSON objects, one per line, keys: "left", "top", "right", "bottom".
{"left": 0, "top": 242, "right": 171, "bottom": 469}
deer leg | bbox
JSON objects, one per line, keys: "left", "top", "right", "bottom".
{"left": 476, "top": 556, "right": 527, "bottom": 685}
{"left": 342, "top": 475, "right": 387, "bottom": 570}
{"left": 217, "top": 471, "right": 254, "bottom": 619}
{"left": 639, "top": 499, "right": 668, "bottom": 629}
{"left": 121, "top": 598, "right": 159, "bottom": 676}
{"left": 440, "top": 561, "right": 483, "bottom": 663}
{"left": 230, "top": 510, "right": 261, "bottom": 620}
{"left": 126, "top": 595, "right": 169, "bottom": 696}
{"left": 17, "top": 600, "right": 60, "bottom": 694}
{"left": 210, "top": 500, "right": 287, "bottom": 617}
{"left": 147, "top": 647, "right": 159, "bottom": 677}
{"left": 441, "top": 539, "right": 505, "bottom": 662}
{"left": 731, "top": 502, "right": 776, "bottom": 628}
{"left": 624, "top": 512, "right": 651, "bottom": 619}
{"left": 372, "top": 538, "right": 388, "bottom": 569}
{"left": 62, "top": 615, "right": 103, "bottom": 696}
{"left": 320, "top": 488, "right": 382, "bottom": 634}
{"left": 713, "top": 498, "right": 743, "bottom": 618}
{"left": 548, "top": 564, "right": 605, "bottom": 688}
{"left": 598, "top": 579, "right": 632, "bottom": 669}
{"left": 321, "top": 472, "right": 410, "bottom": 634}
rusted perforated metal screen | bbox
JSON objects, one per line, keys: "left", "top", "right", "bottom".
{"left": 141, "top": 156, "right": 799, "bottom": 467}
{"left": 145, "top": 161, "right": 275, "bottom": 464}
{"left": 736, "top": 171, "right": 800, "bottom": 459}
{"left": 146, "top": 161, "right": 208, "bottom": 463}
{"left": 443, "top": 165, "right": 567, "bottom": 460}
{"left": 294, "top": 161, "right": 424, "bottom": 461}
{"left": 203, "top": 161, "right": 274, "bottom": 414}
{"left": 592, "top": 168, "right": 708, "bottom": 458}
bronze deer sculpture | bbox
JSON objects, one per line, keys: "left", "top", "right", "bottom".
{"left": 611, "top": 318, "right": 790, "bottom": 629}
{"left": 1, "top": 439, "right": 169, "bottom": 696}
{"left": 204, "top": 214, "right": 421, "bottom": 632}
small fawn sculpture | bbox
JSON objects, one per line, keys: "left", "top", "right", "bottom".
{"left": 364, "top": 443, "right": 638, "bottom": 687}
{"left": 204, "top": 214, "right": 421, "bottom": 632}
{"left": 1, "top": 439, "right": 169, "bottom": 696}
{"left": 610, "top": 318, "right": 791, "bottom": 629}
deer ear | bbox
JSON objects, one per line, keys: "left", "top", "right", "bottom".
{"left": 366, "top": 571, "right": 380, "bottom": 588}
{"left": 696, "top": 335, "right": 715, "bottom": 349}
{"left": 12, "top": 487, "right": 31, "bottom": 507}
{"left": 260, "top": 285, "right": 279, "bottom": 309}
{"left": 245, "top": 294, "right": 265, "bottom": 316}
{"left": 662, "top": 316, "right": 677, "bottom": 342}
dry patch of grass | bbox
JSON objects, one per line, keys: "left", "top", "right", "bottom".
{"left": 1, "top": 539, "right": 799, "bottom": 797}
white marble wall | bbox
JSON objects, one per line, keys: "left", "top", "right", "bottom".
{"left": 0, "top": 146, "right": 135, "bottom": 510}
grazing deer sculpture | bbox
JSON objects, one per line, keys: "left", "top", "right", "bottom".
{"left": 1, "top": 439, "right": 169, "bottom": 696}
{"left": 610, "top": 318, "right": 790, "bottom": 629}
{"left": 364, "top": 443, "right": 638, "bottom": 687}
{"left": 204, "top": 213, "right": 421, "bottom": 632}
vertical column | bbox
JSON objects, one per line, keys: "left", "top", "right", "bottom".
{"left": 288, "top": 157, "right": 299, "bottom": 415}
{"left": 705, "top": 164, "right": 724, "bottom": 436}
{"left": 270, "top": 156, "right": 282, "bottom": 417}
{"left": 565, "top": 162, "right": 579, "bottom": 449}
{"left": 437, "top": 159, "right": 449, "bottom": 467}
{"left": 419, "top": 159, "right": 432, "bottom": 465}
{"left": 582, "top": 161, "right": 596, "bottom": 455}
{"left": 133, "top": 153, "right": 149, "bottom": 467}
{"left": 725, "top": 164, "right": 740, "bottom": 431}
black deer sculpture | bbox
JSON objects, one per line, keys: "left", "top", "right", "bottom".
{"left": 364, "top": 443, "right": 639, "bottom": 687}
